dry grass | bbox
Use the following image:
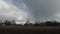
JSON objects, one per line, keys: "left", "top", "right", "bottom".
{"left": 0, "top": 25, "right": 60, "bottom": 30}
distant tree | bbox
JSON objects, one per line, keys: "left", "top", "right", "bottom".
{"left": 45, "top": 20, "right": 59, "bottom": 26}
{"left": 4, "top": 20, "right": 11, "bottom": 25}
{"left": 24, "top": 20, "right": 30, "bottom": 26}
{"left": 24, "top": 23, "right": 28, "bottom": 26}
{"left": 24, "top": 20, "right": 34, "bottom": 26}
{"left": 52, "top": 20, "right": 59, "bottom": 26}
{"left": 34, "top": 22, "right": 39, "bottom": 26}
{"left": 39, "top": 23, "right": 46, "bottom": 26}
{"left": 16, "top": 24, "right": 23, "bottom": 26}
{"left": 11, "top": 20, "right": 16, "bottom": 24}
{"left": 45, "top": 21, "right": 52, "bottom": 26}
{"left": 28, "top": 23, "right": 32, "bottom": 25}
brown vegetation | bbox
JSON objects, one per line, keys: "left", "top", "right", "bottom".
{"left": 0, "top": 20, "right": 60, "bottom": 34}
{"left": 0, "top": 20, "right": 60, "bottom": 30}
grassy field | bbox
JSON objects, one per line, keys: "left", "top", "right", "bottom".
{"left": 0, "top": 25, "right": 60, "bottom": 34}
{"left": 0, "top": 25, "right": 60, "bottom": 30}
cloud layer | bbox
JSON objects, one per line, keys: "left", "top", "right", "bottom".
{"left": 23, "top": 0, "right": 60, "bottom": 22}
{"left": 0, "top": 0, "right": 60, "bottom": 24}
{"left": 0, "top": 0, "right": 29, "bottom": 24}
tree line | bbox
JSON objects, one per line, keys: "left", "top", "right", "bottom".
{"left": 0, "top": 20, "right": 60, "bottom": 26}
{"left": 24, "top": 20, "right": 59, "bottom": 26}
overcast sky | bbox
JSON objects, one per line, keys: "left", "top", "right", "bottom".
{"left": 0, "top": 0, "right": 60, "bottom": 24}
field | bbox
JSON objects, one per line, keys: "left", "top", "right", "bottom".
{"left": 0, "top": 25, "right": 60, "bottom": 34}
{"left": 0, "top": 25, "right": 60, "bottom": 30}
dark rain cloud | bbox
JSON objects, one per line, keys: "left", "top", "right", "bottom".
{"left": 5, "top": 0, "right": 60, "bottom": 22}
{"left": 1, "top": 0, "right": 60, "bottom": 23}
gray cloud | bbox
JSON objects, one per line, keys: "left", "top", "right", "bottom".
{"left": 4, "top": 0, "right": 60, "bottom": 21}
{"left": 0, "top": 0, "right": 29, "bottom": 24}
{"left": 0, "top": 0, "right": 60, "bottom": 24}
{"left": 23, "top": 0, "right": 60, "bottom": 22}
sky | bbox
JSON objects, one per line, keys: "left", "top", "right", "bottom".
{"left": 0, "top": 0, "right": 60, "bottom": 24}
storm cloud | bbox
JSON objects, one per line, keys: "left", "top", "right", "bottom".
{"left": 23, "top": 0, "right": 60, "bottom": 22}
{"left": 12, "top": 0, "right": 60, "bottom": 22}
{"left": 0, "top": 0, "right": 60, "bottom": 24}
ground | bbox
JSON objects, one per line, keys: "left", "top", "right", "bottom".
{"left": 0, "top": 25, "right": 60, "bottom": 34}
